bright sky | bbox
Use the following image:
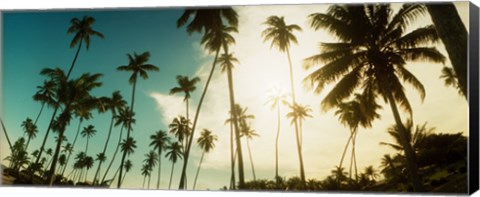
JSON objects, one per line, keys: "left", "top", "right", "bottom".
{"left": 1, "top": 1, "right": 470, "bottom": 192}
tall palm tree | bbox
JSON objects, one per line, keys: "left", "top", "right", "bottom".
{"left": 217, "top": 50, "right": 247, "bottom": 188}
{"left": 334, "top": 93, "right": 381, "bottom": 180}
{"left": 240, "top": 124, "right": 259, "bottom": 182}
{"left": 286, "top": 103, "right": 312, "bottom": 147}
{"left": 81, "top": 125, "right": 97, "bottom": 155}
{"left": 46, "top": 70, "right": 103, "bottom": 185}
{"left": 60, "top": 143, "right": 73, "bottom": 176}
{"left": 165, "top": 141, "right": 183, "bottom": 189}
{"left": 101, "top": 106, "right": 135, "bottom": 184}
{"left": 169, "top": 116, "right": 191, "bottom": 150}
{"left": 121, "top": 160, "right": 132, "bottom": 186}
{"left": 193, "top": 129, "right": 217, "bottom": 189}
{"left": 176, "top": 8, "right": 238, "bottom": 189}
{"left": 35, "top": 16, "right": 104, "bottom": 170}
{"left": 117, "top": 137, "right": 137, "bottom": 186}
{"left": 21, "top": 117, "right": 38, "bottom": 151}
{"left": 93, "top": 152, "right": 106, "bottom": 183}
{"left": 141, "top": 164, "right": 150, "bottom": 189}
{"left": 0, "top": 118, "right": 13, "bottom": 153}
{"left": 67, "top": 15, "right": 105, "bottom": 78}
{"left": 170, "top": 75, "right": 200, "bottom": 125}
{"left": 116, "top": 51, "right": 159, "bottom": 188}
{"left": 265, "top": 88, "right": 288, "bottom": 181}
{"left": 144, "top": 150, "right": 158, "bottom": 189}
{"left": 149, "top": 130, "right": 171, "bottom": 189}
{"left": 261, "top": 15, "right": 305, "bottom": 186}
{"left": 93, "top": 91, "right": 127, "bottom": 185}
{"left": 304, "top": 4, "right": 445, "bottom": 191}
{"left": 32, "top": 80, "right": 57, "bottom": 125}
{"left": 426, "top": 3, "right": 467, "bottom": 98}
{"left": 83, "top": 156, "right": 94, "bottom": 182}
{"left": 64, "top": 107, "right": 93, "bottom": 175}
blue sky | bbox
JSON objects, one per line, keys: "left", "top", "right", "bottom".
{"left": 1, "top": 2, "right": 470, "bottom": 191}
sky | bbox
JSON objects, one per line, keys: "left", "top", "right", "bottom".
{"left": 0, "top": 1, "right": 471, "bottom": 192}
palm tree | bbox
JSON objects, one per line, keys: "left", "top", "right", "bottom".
{"left": 176, "top": 8, "right": 238, "bottom": 189}
{"left": 93, "top": 91, "right": 127, "bottom": 185}
{"left": 304, "top": 4, "right": 445, "bottom": 191}
{"left": 101, "top": 106, "right": 135, "bottom": 184}
{"left": 262, "top": 15, "right": 305, "bottom": 186}
{"left": 46, "top": 70, "right": 103, "bottom": 185}
{"left": 116, "top": 51, "right": 159, "bottom": 188}
{"left": 0, "top": 118, "right": 13, "bottom": 153}
{"left": 57, "top": 154, "right": 66, "bottom": 174}
{"left": 64, "top": 106, "right": 93, "bottom": 175}
{"left": 286, "top": 103, "right": 312, "bottom": 146}
{"left": 32, "top": 80, "right": 57, "bottom": 125}
{"left": 83, "top": 156, "right": 94, "bottom": 182}
{"left": 141, "top": 164, "right": 150, "bottom": 189}
{"left": 193, "top": 129, "right": 218, "bottom": 189}
{"left": 121, "top": 160, "right": 132, "bottom": 186}
{"left": 21, "top": 117, "right": 38, "bottom": 151}
{"left": 364, "top": 166, "right": 379, "bottom": 182}
{"left": 117, "top": 137, "right": 137, "bottom": 185}
{"left": 170, "top": 75, "right": 200, "bottom": 126}
{"left": 144, "top": 151, "right": 158, "bottom": 189}
{"left": 149, "top": 130, "right": 171, "bottom": 189}
{"left": 426, "top": 3, "right": 467, "bottom": 98}
{"left": 81, "top": 125, "right": 97, "bottom": 155}
{"left": 217, "top": 51, "right": 247, "bottom": 188}
{"left": 240, "top": 125, "right": 259, "bottom": 182}
{"left": 93, "top": 152, "right": 106, "bottom": 183}
{"left": 67, "top": 15, "right": 105, "bottom": 78}
{"left": 169, "top": 116, "right": 191, "bottom": 150}
{"left": 334, "top": 93, "right": 381, "bottom": 180}
{"left": 265, "top": 88, "right": 288, "bottom": 181}
{"left": 60, "top": 143, "right": 73, "bottom": 176}
{"left": 165, "top": 142, "right": 183, "bottom": 189}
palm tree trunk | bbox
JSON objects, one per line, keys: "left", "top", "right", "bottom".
{"left": 229, "top": 115, "right": 236, "bottom": 190}
{"left": 25, "top": 137, "right": 32, "bottom": 152}
{"left": 426, "top": 3, "right": 467, "bottom": 98}
{"left": 121, "top": 171, "right": 128, "bottom": 186}
{"left": 66, "top": 39, "right": 82, "bottom": 79}
{"left": 338, "top": 130, "right": 353, "bottom": 170}
{"left": 143, "top": 175, "right": 146, "bottom": 189}
{"left": 85, "top": 138, "right": 89, "bottom": 156}
{"left": 48, "top": 112, "right": 68, "bottom": 186}
{"left": 118, "top": 80, "right": 137, "bottom": 188}
{"left": 156, "top": 150, "right": 162, "bottom": 189}
{"left": 275, "top": 103, "right": 280, "bottom": 182}
{"left": 193, "top": 151, "right": 205, "bottom": 189}
{"left": 34, "top": 103, "right": 45, "bottom": 126}
{"left": 179, "top": 48, "right": 221, "bottom": 189}
{"left": 148, "top": 174, "right": 151, "bottom": 189}
{"left": 226, "top": 65, "right": 246, "bottom": 188}
{"left": 109, "top": 166, "right": 120, "bottom": 187}
{"left": 93, "top": 116, "right": 115, "bottom": 184}
{"left": 169, "top": 163, "right": 175, "bottom": 189}
{"left": 352, "top": 129, "right": 358, "bottom": 181}
{"left": 33, "top": 107, "right": 59, "bottom": 169}
{"left": 0, "top": 118, "right": 13, "bottom": 152}
{"left": 286, "top": 48, "right": 306, "bottom": 187}
{"left": 62, "top": 119, "right": 83, "bottom": 176}
{"left": 385, "top": 90, "right": 424, "bottom": 192}
{"left": 102, "top": 127, "right": 124, "bottom": 183}
{"left": 246, "top": 138, "right": 256, "bottom": 181}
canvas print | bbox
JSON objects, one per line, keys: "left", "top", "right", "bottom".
{"left": 0, "top": 1, "right": 477, "bottom": 194}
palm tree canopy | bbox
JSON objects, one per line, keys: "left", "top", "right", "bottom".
{"left": 120, "top": 137, "right": 137, "bottom": 156}
{"left": 169, "top": 75, "right": 201, "bottom": 101}
{"left": 304, "top": 4, "right": 445, "bottom": 114}
{"left": 265, "top": 87, "right": 289, "bottom": 110}
{"left": 200, "top": 25, "right": 238, "bottom": 54}
{"left": 114, "top": 106, "right": 136, "bottom": 129}
{"left": 116, "top": 51, "right": 159, "bottom": 85}
{"left": 68, "top": 15, "right": 105, "bottom": 50}
{"left": 380, "top": 119, "right": 434, "bottom": 151}
{"left": 197, "top": 129, "right": 218, "bottom": 153}
{"left": 176, "top": 8, "right": 238, "bottom": 35}
{"left": 262, "top": 15, "right": 302, "bottom": 52}
{"left": 334, "top": 93, "right": 382, "bottom": 130}
{"left": 144, "top": 150, "right": 158, "bottom": 169}
{"left": 81, "top": 125, "right": 97, "bottom": 139}
{"left": 33, "top": 80, "right": 57, "bottom": 107}
{"left": 217, "top": 53, "right": 239, "bottom": 72}
{"left": 21, "top": 118, "right": 38, "bottom": 139}
{"left": 149, "top": 130, "right": 171, "bottom": 153}
{"left": 124, "top": 160, "right": 133, "bottom": 172}
{"left": 286, "top": 103, "right": 313, "bottom": 125}
{"left": 168, "top": 116, "right": 191, "bottom": 142}
{"left": 165, "top": 142, "right": 183, "bottom": 163}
